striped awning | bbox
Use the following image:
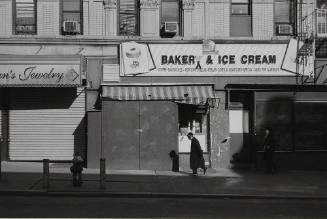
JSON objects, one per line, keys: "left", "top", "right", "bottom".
{"left": 102, "top": 85, "right": 214, "bottom": 105}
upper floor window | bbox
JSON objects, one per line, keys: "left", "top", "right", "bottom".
{"left": 231, "top": 0, "right": 250, "bottom": 15}
{"left": 274, "top": 0, "right": 295, "bottom": 35}
{"left": 119, "top": 0, "right": 139, "bottom": 36}
{"left": 230, "top": 0, "right": 252, "bottom": 36}
{"left": 14, "top": 0, "right": 37, "bottom": 35}
{"left": 61, "top": 0, "right": 82, "bottom": 35}
{"left": 160, "top": 0, "right": 181, "bottom": 38}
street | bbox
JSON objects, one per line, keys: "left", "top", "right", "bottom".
{"left": 0, "top": 196, "right": 327, "bottom": 218}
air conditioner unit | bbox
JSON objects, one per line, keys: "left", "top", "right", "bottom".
{"left": 277, "top": 24, "right": 293, "bottom": 35}
{"left": 164, "top": 22, "right": 178, "bottom": 33}
{"left": 63, "top": 20, "right": 81, "bottom": 34}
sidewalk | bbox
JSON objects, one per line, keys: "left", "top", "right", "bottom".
{"left": 1, "top": 161, "right": 327, "bottom": 199}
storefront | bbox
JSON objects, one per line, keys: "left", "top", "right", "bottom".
{"left": 99, "top": 84, "right": 215, "bottom": 171}
{"left": 227, "top": 86, "right": 327, "bottom": 170}
{"left": 0, "top": 55, "right": 85, "bottom": 161}
{"left": 101, "top": 40, "right": 324, "bottom": 171}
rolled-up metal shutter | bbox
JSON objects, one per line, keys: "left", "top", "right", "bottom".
{"left": 9, "top": 88, "right": 86, "bottom": 161}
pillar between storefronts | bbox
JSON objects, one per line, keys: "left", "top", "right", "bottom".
{"left": 43, "top": 159, "right": 50, "bottom": 190}
{"left": 103, "top": 0, "right": 117, "bottom": 37}
{"left": 100, "top": 158, "right": 106, "bottom": 189}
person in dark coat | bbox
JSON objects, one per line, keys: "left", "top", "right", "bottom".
{"left": 187, "top": 132, "right": 207, "bottom": 175}
{"left": 169, "top": 150, "right": 179, "bottom": 172}
{"left": 263, "top": 127, "right": 276, "bottom": 174}
{"left": 71, "top": 152, "right": 84, "bottom": 186}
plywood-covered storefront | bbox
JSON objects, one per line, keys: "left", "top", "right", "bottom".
{"left": 100, "top": 85, "right": 215, "bottom": 171}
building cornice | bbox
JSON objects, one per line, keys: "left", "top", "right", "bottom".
{"left": 0, "top": 38, "right": 290, "bottom": 45}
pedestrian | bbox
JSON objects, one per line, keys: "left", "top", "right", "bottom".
{"left": 71, "top": 152, "right": 84, "bottom": 186}
{"left": 169, "top": 150, "right": 179, "bottom": 172}
{"left": 187, "top": 132, "right": 207, "bottom": 175}
{"left": 263, "top": 127, "right": 276, "bottom": 174}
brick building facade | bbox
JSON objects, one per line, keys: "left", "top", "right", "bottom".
{"left": 0, "top": 0, "right": 326, "bottom": 171}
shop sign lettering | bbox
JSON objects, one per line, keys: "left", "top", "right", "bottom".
{"left": 123, "top": 44, "right": 298, "bottom": 76}
{"left": 161, "top": 54, "right": 277, "bottom": 66}
{"left": 0, "top": 65, "right": 80, "bottom": 86}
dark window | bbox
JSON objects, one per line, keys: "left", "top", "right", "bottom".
{"left": 256, "top": 100, "right": 293, "bottom": 151}
{"left": 14, "top": 0, "right": 36, "bottom": 35}
{"left": 274, "top": 0, "right": 295, "bottom": 35}
{"left": 231, "top": 0, "right": 250, "bottom": 15}
{"left": 160, "top": 0, "right": 180, "bottom": 37}
{"left": 119, "top": 0, "right": 139, "bottom": 36}
{"left": 62, "top": 0, "right": 82, "bottom": 35}
{"left": 230, "top": 0, "right": 252, "bottom": 36}
{"left": 317, "top": 0, "right": 327, "bottom": 9}
{"left": 255, "top": 92, "right": 327, "bottom": 152}
{"left": 294, "top": 102, "right": 327, "bottom": 150}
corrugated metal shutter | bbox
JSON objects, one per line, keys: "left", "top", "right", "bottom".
{"left": 9, "top": 88, "right": 86, "bottom": 161}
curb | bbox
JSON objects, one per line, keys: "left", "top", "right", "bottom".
{"left": 1, "top": 190, "right": 327, "bottom": 200}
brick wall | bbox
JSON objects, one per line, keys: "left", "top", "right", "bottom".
{"left": 210, "top": 91, "right": 231, "bottom": 169}
{"left": 88, "top": 0, "right": 104, "bottom": 36}
{"left": 208, "top": 0, "right": 230, "bottom": 38}
{"left": 0, "top": 0, "right": 300, "bottom": 40}
{"left": 189, "top": 0, "right": 275, "bottom": 40}
{"left": 37, "top": 0, "right": 60, "bottom": 36}
{"left": 0, "top": 1, "right": 12, "bottom": 37}
{"left": 253, "top": 0, "right": 274, "bottom": 40}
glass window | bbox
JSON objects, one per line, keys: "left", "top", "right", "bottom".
{"left": 231, "top": 0, "right": 252, "bottom": 36}
{"left": 62, "top": 0, "right": 82, "bottom": 35}
{"left": 317, "top": 0, "right": 327, "bottom": 9}
{"left": 294, "top": 102, "right": 327, "bottom": 150}
{"left": 255, "top": 100, "right": 293, "bottom": 151}
{"left": 231, "top": 0, "right": 250, "bottom": 15}
{"left": 15, "top": 0, "right": 36, "bottom": 35}
{"left": 119, "top": 0, "right": 139, "bottom": 36}
{"left": 274, "top": 0, "right": 295, "bottom": 23}
{"left": 275, "top": 0, "right": 290, "bottom": 23}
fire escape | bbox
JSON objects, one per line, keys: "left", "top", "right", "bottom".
{"left": 297, "top": 0, "right": 327, "bottom": 84}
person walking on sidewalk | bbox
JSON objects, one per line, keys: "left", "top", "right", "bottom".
{"left": 71, "top": 152, "right": 84, "bottom": 186}
{"left": 263, "top": 127, "right": 276, "bottom": 174}
{"left": 187, "top": 132, "right": 207, "bottom": 176}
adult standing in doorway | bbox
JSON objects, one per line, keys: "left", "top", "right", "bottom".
{"left": 263, "top": 127, "right": 276, "bottom": 174}
{"left": 187, "top": 132, "right": 207, "bottom": 176}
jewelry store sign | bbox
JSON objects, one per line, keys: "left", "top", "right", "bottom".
{"left": 0, "top": 64, "right": 81, "bottom": 86}
{"left": 121, "top": 42, "right": 305, "bottom": 76}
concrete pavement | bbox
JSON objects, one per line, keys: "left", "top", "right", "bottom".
{"left": 1, "top": 161, "right": 327, "bottom": 199}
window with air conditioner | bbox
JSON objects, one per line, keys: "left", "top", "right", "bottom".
{"left": 274, "top": 0, "right": 295, "bottom": 36}
{"left": 160, "top": 0, "right": 181, "bottom": 38}
{"left": 14, "top": 0, "right": 37, "bottom": 35}
{"left": 62, "top": 0, "right": 82, "bottom": 35}
{"left": 119, "top": 0, "right": 139, "bottom": 36}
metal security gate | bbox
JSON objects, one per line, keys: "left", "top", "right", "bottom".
{"left": 8, "top": 88, "right": 86, "bottom": 161}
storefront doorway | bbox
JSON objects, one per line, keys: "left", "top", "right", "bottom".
{"left": 178, "top": 104, "right": 209, "bottom": 171}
